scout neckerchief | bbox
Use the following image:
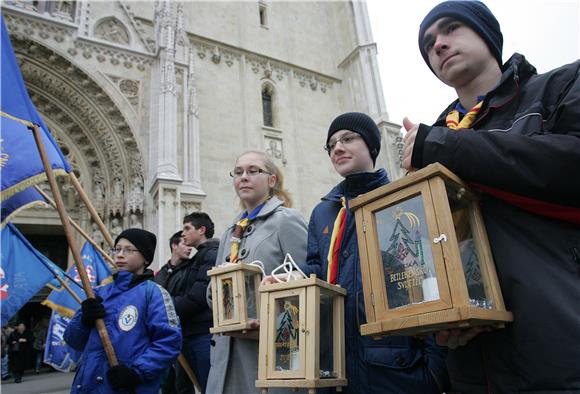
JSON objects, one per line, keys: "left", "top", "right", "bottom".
{"left": 326, "top": 197, "right": 346, "bottom": 284}
{"left": 445, "top": 100, "right": 483, "bottom": 130}
{"left": 229, "top": 200, "right": 268, "bottom": 264}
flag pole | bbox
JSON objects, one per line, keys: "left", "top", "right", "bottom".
{"left": 177, "top": 354, "right": 202, "bottom": 392}
{"left": 30, "top": 124, "right": 118, "bottom": 367}
{"left": 52, "top": 275, "right": 84, "bottom": 305}
{"left": 68, "top": 172, "right": 115, "bottom": 248}
{"left": 33, "top": 185, "right": 118, "bottom": 273}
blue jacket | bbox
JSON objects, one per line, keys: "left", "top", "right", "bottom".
{"left": 65, "top": 270, "right": 182, "bottom": 393}
{"left": 300, "top": 169, "right": 449, "bottom": 393}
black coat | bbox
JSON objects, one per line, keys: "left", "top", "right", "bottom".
{"left": 413, "top": 54, "right": 580, "bottom": 392}
{"left": 155, "top": 239, "right": 219, "bottom": 337}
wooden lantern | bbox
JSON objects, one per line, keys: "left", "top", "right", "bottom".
{"left": 350, "top": 163, "right": 513, "bottom": 337}
{"left": 256, "top": 275, "right": 347, "bottom": 394}
{"left": 208, "top": 263, "right": 262, "bottom": 335}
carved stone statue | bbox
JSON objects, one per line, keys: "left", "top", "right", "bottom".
{"left": 110, "top": 217, "right": 123, "bottom": 240}
{"left": 91, "top": 222, "right": 104, "bottom": 248}
{"left": 109, "top": 178, "right": 124, "bottom": 216}
{"left": 129, "top": 213, "right": 143, "bottom": 229}
{"left": 126, "top": 176, "right": 144, "bottom": 214}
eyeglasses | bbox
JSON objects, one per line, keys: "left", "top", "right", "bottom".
{"left": 229, "top": 167, "right": 272, "bottom": 178}
{"left": 110, "top": 247, "right": 140, "bottom": 256}
{"left": 323, "top": 133, "right": 362, "bottom": 153}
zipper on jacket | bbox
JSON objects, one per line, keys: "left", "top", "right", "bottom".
{"left": 472, "top": 67, "right": 521, "bottom": 129}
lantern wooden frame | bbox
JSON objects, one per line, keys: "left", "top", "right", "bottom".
{"left": 208, "top": 263, "right": 262, "bottom": 335}
{"left": 256, "top": 275, "right": 347, "bottom": 393}
{"left": 350, "top": 163, "right": 513, "bottom": 337}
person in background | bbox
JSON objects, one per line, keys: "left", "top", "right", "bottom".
{"left": 403, "top": 1, "right": 580, "bottom": 391}
{"left": 206, "top": 150, "right": 308, "bottom": 394}
{"left": 65, "top": 228, "right": 182, "bottom": 393}
{"left": 156, "top": 230, "right": 192, "bottom": 394}
{"left": 8, "top": 322, "right": 33, "bottom": 383}
{"left": 32, "top": 317, "right": 49, "bottom": 374}
{"left": 277, "top": 112, "right": 449, "bottom": 393}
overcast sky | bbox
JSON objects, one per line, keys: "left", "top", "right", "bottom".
{"left": 366, "top": 0, "right": 580, "bottom": 126}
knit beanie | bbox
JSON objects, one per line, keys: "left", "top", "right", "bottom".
{"left": 418, "top": 0, "right": 503, "bottom": 72}
{"left": 115, "top": 228, "right": 157, "bottom": 266}
{"left": 326, "top": 112, "right": 381, "bottom": 165}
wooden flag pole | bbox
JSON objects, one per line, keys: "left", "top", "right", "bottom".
{"left": 52, "top": 274, "right": 84, "bottom": 305}
{"left": 33, "top": 185, "right": 118, "bottom": 273}
{"left": 177, "top": 354, "right": 202, "bottom": 393}
{"left": 68, "top": 172, "right": 115, "bottom": 248}
{"left": 30, "top": 124, "right": 118, "bottom": 367}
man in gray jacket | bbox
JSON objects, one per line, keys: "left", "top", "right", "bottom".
{"left": 403, "top": 1, "right": 580, "bottom": 392}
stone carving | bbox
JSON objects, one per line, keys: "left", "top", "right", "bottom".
{"left": 109, "top": 177, "right": 124, "bottom": 216}
{"left": 110, "top": 217, "right": 123, "bottom": 240}
{"left": 126, "top": 176, "right": 144, "bottom": 214}
{"left": 129, "top": 213, "right": 143, "bottom": 229}
{"left": 95, "top": 18, "right": 130, "bottom": 45}
{"left": 91, "top": 222, "right": 105, "bottom": 248}
{"left": 119, "top": 79, "right": 139, "bottom": 97}
{"left": 92, "top": 170, "right": 106, "bottom": 218}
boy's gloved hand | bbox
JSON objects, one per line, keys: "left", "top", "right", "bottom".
{"left": 80, "top": 296, "right": 105, "bottom": 327}
{"left": 107, "top": 364, "right": 141, "bottom": 391}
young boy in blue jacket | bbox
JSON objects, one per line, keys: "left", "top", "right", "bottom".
{"left": 300, "top": 112, "right": 449, "bottom": 393}
{"left": 65, "top": 228, "right": 182, "bottom": 393}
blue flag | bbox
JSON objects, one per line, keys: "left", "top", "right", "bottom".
{"left": 43, "top": 240, "right": 113, "bottom": 318}
{"left": 0, "top": 15, "right": 71, "bottom": 201}
{"left": 1, "top": 187, "right": 47, "bottom": 228}
{"left": 0, "top": 223, "right": 66, "bottom": 324}
{"left": 44, "top": 311, "right": 82, "bottom": 373}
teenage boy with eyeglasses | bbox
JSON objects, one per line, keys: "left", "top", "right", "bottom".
{"left": 299, "top": 112, "right": 449, "bottom": 393}
{"left": 403, "top": 1, "right": 580, "bottom": 391}
{"left": 65, "top": 228, "right": 182, "bottom": 394}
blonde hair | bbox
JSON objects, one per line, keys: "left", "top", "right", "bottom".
{"left": 236, "top": 150, "right": 293, "bottom": 208}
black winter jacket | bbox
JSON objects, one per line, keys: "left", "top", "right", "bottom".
{"left": 413, "top": 54, "right": 580, "bottom": 392}
{"left": 155, "top": 239, "right": 219, "bottom": 337}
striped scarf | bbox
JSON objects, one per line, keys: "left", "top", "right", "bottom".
{"left": 446, "top": 100, "right": 483, "bottom": 130}
{"left": 326, "top": 197, "right": 346, "bottom": 284}
{"left": 229, "top": 201, "right": 267, "bottom": 264}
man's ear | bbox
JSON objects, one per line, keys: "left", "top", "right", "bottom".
{"left": 198, "top": 225, "right": 207, "bottom": 236}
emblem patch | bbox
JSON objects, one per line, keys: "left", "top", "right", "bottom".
{"left": 118, "top": 305, "right": 138, "bottom": 331}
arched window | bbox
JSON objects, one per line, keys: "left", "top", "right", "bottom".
{"left": 262, "top": 85, "right": 274, "bottom": 127}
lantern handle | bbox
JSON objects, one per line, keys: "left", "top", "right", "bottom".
{"left": 248, "top": 260, "right": 267, "bottom": 278}
{"left": 270, "top": 253, "right": 307, "bottom": 283}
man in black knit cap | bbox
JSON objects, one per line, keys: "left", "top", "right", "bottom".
{"left": 403, "top": 1, "right": 580, "bottom": 391}
{"left": 295, "top": 112, "right": 449, "bottom": 392}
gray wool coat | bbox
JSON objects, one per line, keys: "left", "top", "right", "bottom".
{"left": 206, "top": 196, "right": 308, "bottom": 394}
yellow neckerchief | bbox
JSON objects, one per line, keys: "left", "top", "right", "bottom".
{"left": 326, "top": 197, "right": 346, "bottom": 284}
{"left": 229, "top": 198, "right": 270, "bottom": 263}
{"left": 446, "top": 100, "right": 483, "bottom": 130}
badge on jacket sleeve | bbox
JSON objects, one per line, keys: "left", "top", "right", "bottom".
{"left": 118, "top": 305, "right": 138, "bottom": 331}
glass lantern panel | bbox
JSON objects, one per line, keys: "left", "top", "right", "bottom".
{"left": 221, "top": 277, "right": 235, "bottom": 320}
{"left": 319, "top": 289, "right": 337, "bottom": 378}
{"left": 376, "top": 194, "right": 440, "bottom": 309}
{"left": 274, "top": 295, "right": 300, "bottom": 372}
{"left": 449, "top": 194, "right": 493, "bottom": 309}
{"left": 244, "top": 272, "right": 258, "bottom": 320}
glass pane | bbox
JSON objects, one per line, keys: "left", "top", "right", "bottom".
{"left": 449, "top": 194, "right": 493, "bottom": 309}
{"left": 274, "top": 296, "right": 300, "bottom": 371}
{"left": 376, "top": 194, "right": 440, "bottom": 309}
{"left": 319, "top": 290, "right": 336, "bottom": 378}
{"left": 244, "top": 272, "right": 257, "bottom": 320}
{"left": 221, "top": 278, "right": 234, "bottom": 320}
{"left": 262, "top": 90, "right": 273, "bottom": 127}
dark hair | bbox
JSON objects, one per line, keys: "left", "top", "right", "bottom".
{"left": 169, "top": 231, "right": 183, "bottom": 249}
{"left": 183, "top": 212, "right": 215, "bottom": 238}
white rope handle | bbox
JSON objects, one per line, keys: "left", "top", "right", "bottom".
{"left": 270, "top": 253, "right": 307, "bottom": 283}
{"left": 247, "top": 260, "right": 267, "bottom": 278}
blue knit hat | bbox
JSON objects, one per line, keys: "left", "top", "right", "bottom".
{"left": 418, "top": 1, "right": 503, "bottom": 72}
{"left": 326, "top": 112, "right": 381, "bottom": 165}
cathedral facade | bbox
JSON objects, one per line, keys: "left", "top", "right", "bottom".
{"left": 2, "top": 0, "right": 403, "bottom": 269}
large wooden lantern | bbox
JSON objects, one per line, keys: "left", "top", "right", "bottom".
{"left": 350, "top": 163, "right": 513, "bottom": 337}
{"left": 256, "top": 275, "right": 347, "bottom": 393}
{"left": 208, "top": 263, "right": 262, "bottom": 335}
